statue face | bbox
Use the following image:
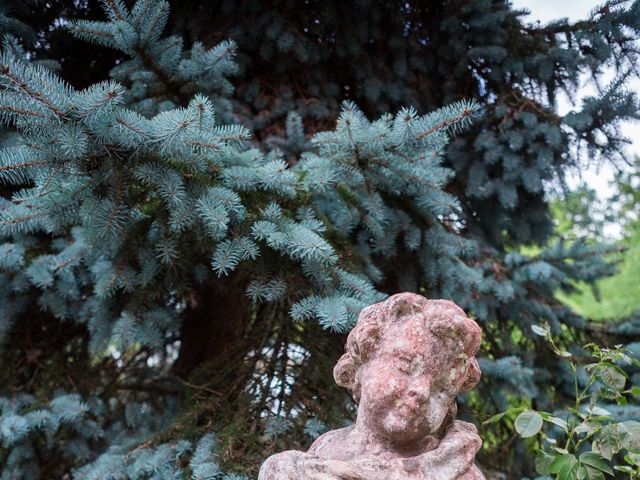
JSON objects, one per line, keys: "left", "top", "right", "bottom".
{"left": 357, "top": 316, "right": 464, "bottom": 445}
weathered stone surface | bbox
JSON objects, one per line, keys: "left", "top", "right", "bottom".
{"left": 258, "top": 293, "right": 485, "bottom": 480}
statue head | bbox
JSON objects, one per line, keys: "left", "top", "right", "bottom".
{"left": 333, "top": 293, "right": 482, "bottom": 446}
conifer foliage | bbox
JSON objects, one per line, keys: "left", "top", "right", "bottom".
{"left": 0, "top": 0, "right": 638, "bottom": 477}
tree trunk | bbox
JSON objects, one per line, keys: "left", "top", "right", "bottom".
{"left": 172, "top": 274, "right": 251, "bottom": 378}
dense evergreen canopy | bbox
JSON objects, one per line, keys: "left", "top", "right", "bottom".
{"left": 0, "top": 1, "right": 639, "bottom": 478}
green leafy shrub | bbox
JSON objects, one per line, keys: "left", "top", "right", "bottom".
{"left": 486, "top": 324, "right": 640, "bottom": 479}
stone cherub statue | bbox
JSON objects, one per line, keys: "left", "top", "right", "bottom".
{"left": 258, "top": 293, "right": 486, "bottom": 480}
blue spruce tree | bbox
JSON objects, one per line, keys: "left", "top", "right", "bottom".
{"left": 0, "top": 0, "right": 638, "bottom": 477}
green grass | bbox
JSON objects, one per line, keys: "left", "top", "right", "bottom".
{"left": 557, "top": 227, "right": 640, "bottom": 321}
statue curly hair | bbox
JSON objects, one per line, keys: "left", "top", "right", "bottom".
{"left": 333, "top": 293, "right": 482, "bottom": 403}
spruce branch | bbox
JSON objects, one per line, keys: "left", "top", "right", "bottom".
{"left": 0, "top": 159, "right": 47, "bottom": 173}
{"left": 415, "top": 105, "right": 478, "bottom": 140}
{"left": 115, "top": 115, "right": 151, "bottom": 139}
{"left": 0, "top": 103, "right": 46, "bottom": 119}
{"left": 0, "top": 63, "right": 66, "bottom": 118}
{"left": 101, "top": 0, "right": 127, "bottom": 22}
{"left": 53, "top": 250, "right": 86, "bottom": 272}
{"left": 68, "top": 24, "right": 115, "bottom": 40}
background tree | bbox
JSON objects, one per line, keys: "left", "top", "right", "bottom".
{"left": 555, "top": 158, "right": 640, "bottom": 321}
{"left": 0, "top": 1, "right": 639, "bottom": 478}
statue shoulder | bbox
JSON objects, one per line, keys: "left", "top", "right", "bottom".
{"left": 307, "top": 424, "right": 355, "bottom": 458}
{"left": 258, "top": 441, "right": 368, "bottom": 480}
{"left": 447, "top": 420, "right": 482, "bottom": 447}
{"left": 451, "top": 419, "right": 479, "bottom": 432}
{"left": 257, "top": 450, "right": 304, "bottom": 480}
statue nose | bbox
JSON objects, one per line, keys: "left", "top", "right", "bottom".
{"left": 407, "top": 379, "right": 430, "bottom": 399}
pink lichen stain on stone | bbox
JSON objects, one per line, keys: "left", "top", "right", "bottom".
{"left": 258, "top": 293, "right": 486, "bottom": 480}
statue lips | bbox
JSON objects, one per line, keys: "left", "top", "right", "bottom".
{"left": 385, "top": 402, "right": 427, "bottom": 434}
{"left": 395, "top": 390, "right": 429, "bottom": 421}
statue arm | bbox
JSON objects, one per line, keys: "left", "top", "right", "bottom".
{"left": 257, "top": 451, "right": 301, "bottom": 480}
{"left": 434, "top": 420, "right": 482, "bottom": 455}
{"left": 459, "top": 464, "right": 486, "bottom": 480}
{"left": 406, "top": 421, "right": 484, "bottom": 480}
{"left": 258, "top": 449, "right": 368, "bottom": 480}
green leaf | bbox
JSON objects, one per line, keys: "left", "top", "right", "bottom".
{"left": 575, "top": 421, "right": 600, "bottom": 436}
{"left": 515, "top": 410, "right": 543, "bottom": 438}
{"left": 577, "top": 465, "right": 606, "bottom": 480}
{"left": 483, "top": 411, "right": 509, "bottom": 425}
{"left": 531, "top": 324, "right": 550, "bottom": 337}
{"left": 586, "top": 406, "right": 612, "bottom": 417}
{"left": 545, "top": 415, "right": 569, "bottom": 432}
{"left": 625, "top": 453, "right": 640, "bottom": 466}
{"left": 585, "top": 362, "right": 599, "bottom": 372}
{"left": 614, "top": 465, "right": 634, "bottom": 474}
{"left": 578, "top": 452, "right": 613, "bottom": 475}
{"left": 593, "top": 424, "right": 624, "bottom": 460}
{"left": 549, "top": 453, "right": 578, "bottom": 477}
{"left": 535, "top": 451, "right": 555, "bottom": 475}
{"left": 620, "top": 421, "right": 640, "bottom": 452}
{"left": 599, "top": 365, "right": 626, "bottom": 391}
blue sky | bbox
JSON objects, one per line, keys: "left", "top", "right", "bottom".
{"left": 511, "top": 0, "right": 602, "bottom": 23}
